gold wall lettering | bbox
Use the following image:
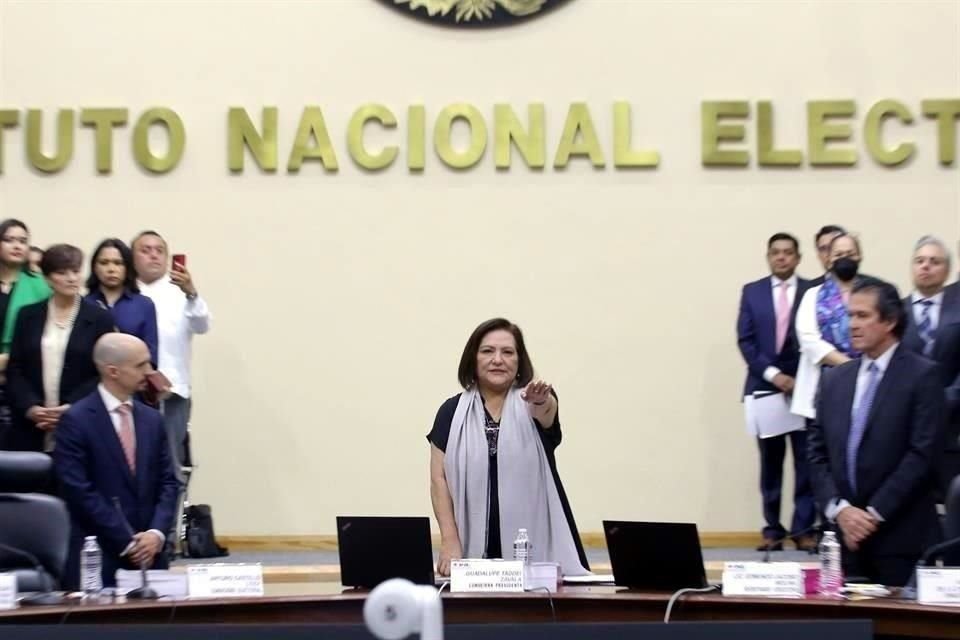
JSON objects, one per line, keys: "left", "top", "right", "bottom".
{"left": 553, "top": 103, "right": 605, "bottom": 168}
{"left": 0, "top": 100, "right": 956, "bottom": 175}
{"left": 698, "top": 98, "right": 958, "bottom": 167}
{"left": 132, "top": 108, "right": 186, "bottom": 174}
{"left": 27, "top": 109, "right": 75, "bottom": 173}
{"left": 228, "top": 107, "right": 278, "bottom": 172}
{"left": 922, "top": 99, "right": 960, "bottom": 165}
{"left": 347, "top": 104, "right": 398, "bottom": 171}
{"left": 434, "top": 103, "right": 488, "bottom": 170}
{"left": 79, "top": 108, "right": 129, "bottom": 174}
{"left": 494, "top": 104, "right": 546, "bottom": 169}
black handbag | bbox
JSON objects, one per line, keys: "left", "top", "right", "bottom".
{"left": 184, "top": 504, "right": 229, "bottom": 558}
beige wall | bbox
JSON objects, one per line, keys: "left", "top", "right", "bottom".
{"left": 1, "top": 0, "right": 958, "bottom": 536}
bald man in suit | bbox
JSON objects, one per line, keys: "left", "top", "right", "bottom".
{"left": 54, "top": 334, "right": 179, "bottom": 589}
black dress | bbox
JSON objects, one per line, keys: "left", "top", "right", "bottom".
{"left": 426, "top": 392, "right": 590, "bottom": 570}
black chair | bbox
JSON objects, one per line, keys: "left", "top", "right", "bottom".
{"left": 0, "top": 493, "right": 70, "bottom": 591}
{"left": 0, "top": 451, "right": 70, "bottom": 596}
{"left": 0, "top": 450, "right": 53, "bottom": 493}
{"left": 944, "top": 475, "right": 960, "bottom": 566}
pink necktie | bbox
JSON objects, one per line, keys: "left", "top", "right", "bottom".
{"left": 116, "top": 404, "right": 136, "bottom": 473}
{"left": 775, "top": 281, "right": 790, "bottom": 353}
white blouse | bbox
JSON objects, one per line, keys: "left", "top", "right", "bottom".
{"left": 40, "top": 298, "right": 79, "bottom": 450}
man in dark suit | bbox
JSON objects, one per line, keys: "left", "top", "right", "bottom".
{"left": 737, "top": 232, "right": 816, "bottom": 551}
{"left": 808, "top": 277, "right": 945, "bottom": 586}
{"left": 807, "top": 225, "right": 846, "bottom": 288}
{"left": 901, "top": 235, "right": 960, "bottom": 496}
{"left": 53, "top": 333, "right": 179, "bottom": 590}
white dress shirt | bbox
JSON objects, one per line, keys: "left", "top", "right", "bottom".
{"left": 910, "top": 290, "right": 944, "bottom": 333}
{"left": 827, "top": 343, "right": 899, "bottom": 523}
{"left": 97, "top": 384, "right": 165, "bottom": 547}
{"left": 137, "top": 277, "right": 211, "bottom": 398}
{"left": 762, "top": 275, "right": 799, "bottom": 383}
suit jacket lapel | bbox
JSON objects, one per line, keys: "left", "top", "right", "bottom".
{"left": 864, "top": 348, "right": 903, "bottom": 429}
{"left": 133, "top": 403, "right": 150, "bottom": 497}
{"left": 938, "top": 295, "right": 960, "bottom": 331}
{"left": 91, "top": 395, "right": 136, "bottom": 491}
{"left": 759, "top": 280, "right": 777, "bottom": 346}
{"left": 65, "top": 302, "right": 94, "bottom": 355}
{"left": 900, "top": 296, "right": 922, "bottom": 352}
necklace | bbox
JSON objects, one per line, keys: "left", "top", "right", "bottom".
{"left": 50, "top": 296, "right": 81, "bottom": 330}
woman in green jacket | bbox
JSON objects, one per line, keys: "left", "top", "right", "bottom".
{"left": 0, "top": 219, "right": 50, "bottom": 446}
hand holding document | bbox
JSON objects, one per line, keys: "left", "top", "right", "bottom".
{"left": 744, "top": 391, "right": 805, "bottom": 438}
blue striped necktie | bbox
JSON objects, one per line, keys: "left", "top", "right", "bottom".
{"left": 847, "top": 362, "right": 880, "bottom": 494}
{"left": 916, "top": 299, "right": 935, "bottom": 356}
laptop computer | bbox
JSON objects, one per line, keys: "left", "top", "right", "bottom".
{"left": 603, "top": 520, "right": 708, "bottom": 590}
{"left": 336, "top": 516, "right": 436, "bottom": 589}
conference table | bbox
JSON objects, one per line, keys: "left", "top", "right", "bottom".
{"left": 0, "top": 583, "right": 958, "bottom": 638}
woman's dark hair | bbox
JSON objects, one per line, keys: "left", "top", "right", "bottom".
{"left": 457, "top": 318, "right": 534, "bottom": 389}
{"left": 86, "top": 238, "right": 139, "bottom": 293}
{"left": 0, "top": 219, "right": 31, "bottom": 271}
{"left": 40, "top": 244, "right": 83, "bottom": 276}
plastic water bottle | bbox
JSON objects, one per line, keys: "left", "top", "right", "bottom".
{"left": 513, "top": 528, "right": 531, "bottom": 565}
{"left": 817, "top": 531, "right": 843, "bottom": 597}
{"left": 80, "top": 536, "right": 103, "bottom": 595}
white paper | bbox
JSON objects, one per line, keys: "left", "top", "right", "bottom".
{"left": 562, "top": 573, "right": 615, "bottom": 584}
{"left": 721, "top": 561, "right": 804, "bottom": 598}
{"left": 917, "top": 567, "right": 960, "bottom": 605}
{"left": 187, "top": 564, "right": 264, "bottom": 598}
{"left": 744, "top": 392, "right": 805, "bottom": 438}
{"left": 0, "top": 573, "right": 16, "bottom": 610}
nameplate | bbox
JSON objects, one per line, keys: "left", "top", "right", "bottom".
{"left": 917, "top": 567, "right": 960, "bottom": 605}
{"left": 0, "top": 573, "right": 15, "bottom": 610}
{"left": 722, "top": 562, "right": 803, "bottom": 598}
{"left": 450, "top": 559, "right": 524, "bottom": 593}
{"left": 186, "top": 564, "right": 264, "bottom": 598}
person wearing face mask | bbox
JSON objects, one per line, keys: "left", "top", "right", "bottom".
{"left": 792, "top": 233, "right": 864, "bottom": 420}
{"left": 427, "top": 318, "right": 590, "bottom": 578}
{"left": 5, "top": 244, "right": 114, "bottom": 452}
{"left": 84, "top": 239, "right": 159, "bottom": 368}
{"left": 0, "top": 220, "right": 51, "bottom": 448}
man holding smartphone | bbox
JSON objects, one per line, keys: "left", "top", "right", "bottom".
{"left": 131, "top": 230, "right": 211, "bottom": 477}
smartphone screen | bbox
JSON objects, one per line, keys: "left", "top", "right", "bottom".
{"left": 172, "top": 253, "right": 187, "bottom": 269}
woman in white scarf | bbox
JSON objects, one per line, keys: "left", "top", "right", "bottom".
{"left": 427, "top": 318, "right": 590, "bottom": 577}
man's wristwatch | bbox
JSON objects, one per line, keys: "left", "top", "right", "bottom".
{"left": 186, "top": 291, "right": 198, "bottom": 301}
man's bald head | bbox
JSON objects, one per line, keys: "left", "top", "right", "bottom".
{"left": 94, "top": 333, "right": 146, "bottom": 368}
{"left": 95, "top": 333, "right": 152, "bottom": 398}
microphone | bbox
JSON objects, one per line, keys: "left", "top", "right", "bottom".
{"left": 919, "top": 535, "right": 960, "bottom": 566}
{"left": 0, "top": 541, "right": 65, "bottom": 606}
{"left": 112, "top": 497, "right": 159, "bottom": 600}
{"left": 901, "top": 535, "right": 960, "bottom": 599}
{"left": 761, "top": 525, "right": 819, "bottom": 563}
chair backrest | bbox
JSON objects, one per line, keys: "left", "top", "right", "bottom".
{"left": 0, "top": 451, "right": 52, "bottom": 493}
{"left": 944, "top": 475, "right": 960, "bottom": 566}
{"left": 0, "top": 493, "right": 70, "bottom": 588}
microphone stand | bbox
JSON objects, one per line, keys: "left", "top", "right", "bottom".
{"left": 112, "top": 497, "right": 159, "bottom": 600}
{"left": 761, "top": 525, "right": 819, "bottom": 563}
{"left": 0, "top": 541, "right": 64, "bottom": 606}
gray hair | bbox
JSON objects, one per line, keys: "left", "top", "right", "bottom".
{"left": 914, "top": 235, "right": 952, "bottom": 270}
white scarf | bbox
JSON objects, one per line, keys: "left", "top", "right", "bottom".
{"left": 444, "top": 387, "right": 589, "bottom": 576}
